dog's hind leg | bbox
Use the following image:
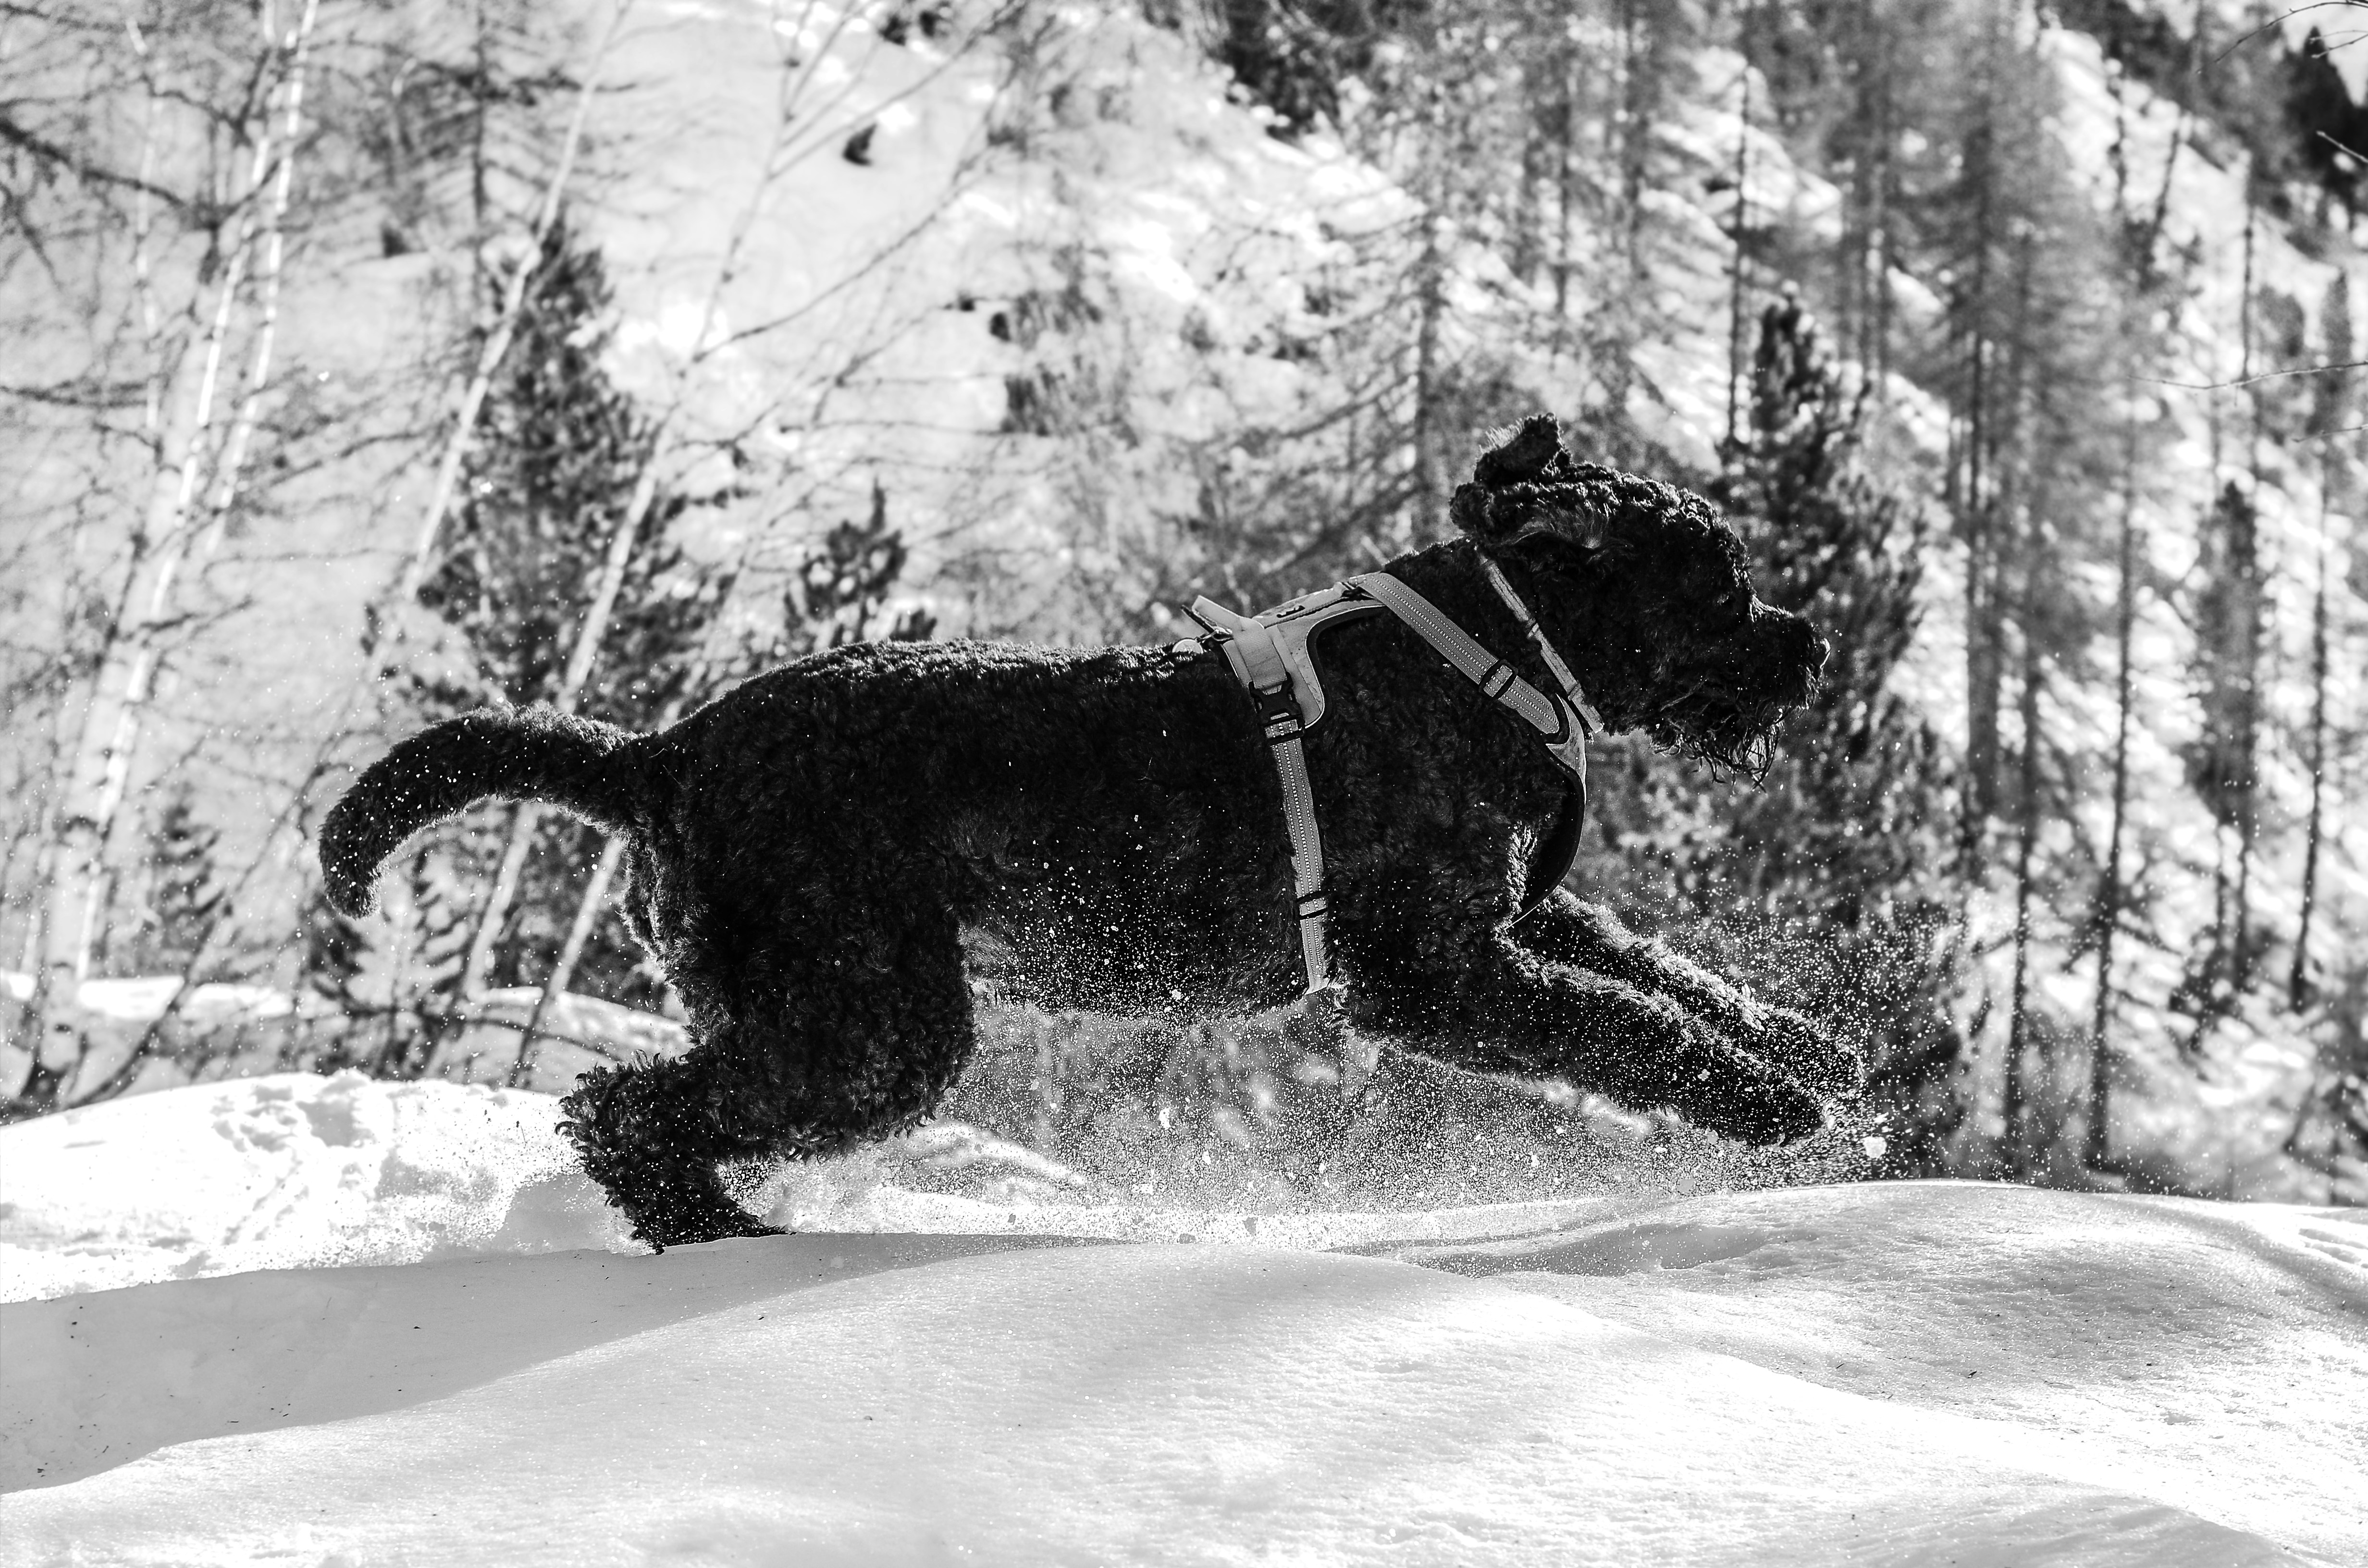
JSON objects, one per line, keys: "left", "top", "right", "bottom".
{"left": 1512, "top": 891, "right": 1864, "bottom": 1099}
{"left": 1343, "top": 928, "right": 1825, "bottom": 1146}
{"left": 561, "top": 897, "right": 979, "bottom": 1250}
{"left": 558, "top": 1051, "right": 786, "bottom": 1250}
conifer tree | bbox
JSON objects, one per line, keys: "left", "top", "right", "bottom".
{"left": 2182, "top": 480, "right": 2267, "bottom": 1017}
{"left": 301, "top": 853, "right": 475, "bottom": 1076}
{"left": 128, "top": 785, "right": 225, "bottom": 979}
{"left": 2285, "top": 961, "right": 2368, "bottom": 1202}
{"left": 1714, "top": 293, "right": 1967, "bottom": 1173}
{"left": 411, "top": 215, "right": 734, "bottom": 1013}
{"left": 299, "top": 884, "right": 372, "bottom": 1016}
{"left": 301, "top": 214, "right": 733, "bottom": 1052}
{"left": 788, "top": 483, "right": 939, "bottom": 651}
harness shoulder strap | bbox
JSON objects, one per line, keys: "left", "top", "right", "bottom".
{"left": 1345, "top": 572, "right": 1589, "bottom": 783}
{"left": 1347, "top": 571, "right": 1591, "bottom": 920}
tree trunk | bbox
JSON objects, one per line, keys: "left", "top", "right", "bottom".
{"left": 19, "top": 0, "right": 333, "bottom": 1109}
{"left": 456, "top": 805, "right": 542, "bottom": 1000}
{"left": 2290, "top": 487, "right": 2331, "bottom": 1010}
{"left": 2229, "top": 195, "right": 2261, "bottom": 990}
{"left": 1725, "top": 22, "right": 1752, "bottom": 454}
{"left": 507, "top": 834, "right": 629, "bottom": 1087}
{"left": 1411, "top": 86, "right": 1446, "bottom": 536}
{"left": 200, "top": 0, "right": 322, "bottom": 559}
{"left": 2002, "top": 610, "right": 2043, "bottom": 1175}
{"left": 1959, "top": 248, "right": 1999, "bottom": 855}
{"left": 27, "top": 330, "right": 212, "bottom": 1102}
{"left": 1551, "top": 39, "right": 1576, "bottom": 353}
{"left": 2088, "top": 433, "right": 2139, "bottom": 1168}
{"left": 1955, "top": 7, "right": 2004, "bottom": 858}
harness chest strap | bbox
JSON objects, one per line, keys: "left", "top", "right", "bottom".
{"left": 1182, "top": 567, "right": 1594, "bottom": 994}
{"left": 1182, "top": 592, "right": 1364, "bottom": 992}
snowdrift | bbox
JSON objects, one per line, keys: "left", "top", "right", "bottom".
{"left": 3, "top": 1077, "right": 2362, "bottom": 1566}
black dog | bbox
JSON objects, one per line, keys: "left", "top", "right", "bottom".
{"left": 323, "top": 416, "right": 1858, "bottom": 1247}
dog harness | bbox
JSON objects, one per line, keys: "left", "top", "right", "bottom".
{"left": 1178, "top": 561, "right": 1603, "bottom": 993}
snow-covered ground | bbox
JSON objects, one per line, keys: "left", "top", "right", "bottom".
{"left": 3, "top": 1077, "right": 2362, "bottom": 1565}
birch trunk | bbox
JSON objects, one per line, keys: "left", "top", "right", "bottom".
{"left": 27, "top": 329, "right": 213, "bottom": 1093}
{"left": 200, "top": 0, "right": 322, "bottom": 559}
{"left": 13, "top": 0, "right": 327, "bottom": 1114}
{"left": 506, "top": 835, "right": 629, "bottom": 1086}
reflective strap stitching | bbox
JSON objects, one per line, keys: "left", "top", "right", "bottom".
{"left": 1268, "top": 728, "right": 1330, "bottom": 992}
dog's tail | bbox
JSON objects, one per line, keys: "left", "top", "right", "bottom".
{"left": 320, "top": 707, "right": 652, "bottom": 917}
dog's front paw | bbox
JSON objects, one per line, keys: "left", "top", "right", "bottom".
{"left": 1750, "top": 1006, "right": 1864, "bottom": 1102}
{"left": 1686, "top": 1065, "right": 1826, "bottom": 1147}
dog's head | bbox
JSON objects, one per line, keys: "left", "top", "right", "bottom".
{"left": 1449, "top": 414, "right": 1827, "bottom": 775}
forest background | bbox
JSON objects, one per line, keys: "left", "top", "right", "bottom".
{"left": 4, "top": 0, "right": 2364, "bottom": 1206}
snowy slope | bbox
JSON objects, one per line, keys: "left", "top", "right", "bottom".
{"left": 0, "top": 1074, "right": 617, "bottom": 1304}
{"left": 3, "top": 1078, "right": 2362, "bottom": 1566}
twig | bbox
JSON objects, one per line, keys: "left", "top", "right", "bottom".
{"left": 2142, "top": 358, "right": 2368, "bottom": 392}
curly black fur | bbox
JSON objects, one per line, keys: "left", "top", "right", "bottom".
{"left": 319, "top": 708, "right": 642, "bottom": 916}
{"left": 323, "top": 415, "right": 1852, "bottom": 1249}
{"left": 1451, "top": 413, "right": 1816, "bottom": 777}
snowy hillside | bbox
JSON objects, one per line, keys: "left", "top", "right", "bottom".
{"left": 2, "top": 1077, "right": 2362, "bottom": 1565}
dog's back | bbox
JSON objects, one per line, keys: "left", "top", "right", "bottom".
{"left": 640, "top": 638, "right": 1306, "bottom": 1015}
{"left": 318, "top": 639, "right": 1309, "bottom": 1013}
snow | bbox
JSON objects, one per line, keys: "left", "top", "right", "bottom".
{"left": 0, "top": 973, "right": 693, "bottom": 1110}
{"left": 0, "top": 1074, "right": 621, "bottom": 1303}
{"left": 4, "top": 1077, "right": 2362, "bottom": 1565}
{"left": 0, "top": 972, "right": 294, "bottom": 1026}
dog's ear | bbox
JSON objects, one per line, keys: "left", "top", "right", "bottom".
{"left": 1471, "top": 414, "right": 1564, "bottom": 489}
{"left": 1450, "top": 413, "right": 1604, "bottom": 549}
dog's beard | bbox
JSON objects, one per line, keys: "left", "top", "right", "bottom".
{"left": 1640, "top": 652, "right": 1820, "bottom": 781}
{"left": 1634, "top": 608, "right": 1825, "bottom": 780}
{"left": 1647, "top": 693, "right": 1789, "bottom": 782}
